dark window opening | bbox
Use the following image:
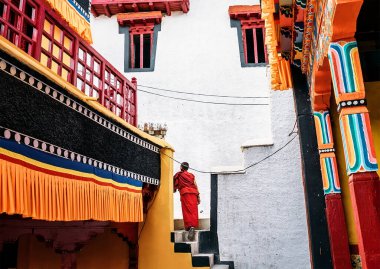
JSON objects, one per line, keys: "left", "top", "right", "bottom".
{"left": 245, "top": 28, "right": 255, "bottom": 63}
{"left": 0, "top": 241, "right": 18, "bottom": 269}
{"left": 25, "top": 2, "right": 35, "bottom": 19}
{"left": 0, "top": 3, "right": 4, "bottom": 17}
{"left": 128, "top": 31, "right": 154, "bottom": 70}
{"left": 132, "top": 34, "right": 140, "bottom": 68}
{"left": 143, "top": 33, "right": 151, "bottom": 68}
{"left": 0, "top": 0, "right": 38, "bottom": 55}
{"left": 256, "top": 27, "right": 265, "bottom": 63}
{"left": 243, "top": 26, "right": 266, "bottom": 64}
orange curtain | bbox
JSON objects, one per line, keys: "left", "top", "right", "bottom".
{"left": 44, "top": 0, "right": 92, "bottom": 43}
{"left": 0, "top": 158, "right": 143, "bottom": 222}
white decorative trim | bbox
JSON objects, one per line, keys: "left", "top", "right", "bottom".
{"left": 0, "top": 126, "right": 160, "bottom": 185}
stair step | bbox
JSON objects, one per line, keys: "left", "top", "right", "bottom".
{"left": 211, "top": 265, "right": 230, "bottom": 269}
{"left": 192, "top": 253, "right": 214, "bottom": 267}
{"left": 172, "top": 230, "right": 207, "bottom": 243}
{"left": 174, "top": 241, "right": 199, "bottom": 255}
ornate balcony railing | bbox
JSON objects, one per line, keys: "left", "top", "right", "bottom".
{"left": 0, "top": 0, "right": 137, "bottom": 126}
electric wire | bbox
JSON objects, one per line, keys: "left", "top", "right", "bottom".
{"left": 162, "top": 133, "right": 299, "bottom": 174}
{"left": 138, "top": 89, "right": 269, "bottom": 106}
{"left": 139, "top": 84, "right": 269, "bottom": 99}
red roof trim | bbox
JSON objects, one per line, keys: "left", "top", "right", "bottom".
{"left": 229, "top": 5, "right": 262, "bottom": 21}
{"left": 91, "top": 0, "right": 190, "bottom": 17}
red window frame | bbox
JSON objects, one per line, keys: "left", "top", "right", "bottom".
{"left": 129, "top": 26, "right": 154, "bottom": 69}
{"left": 0, "top": 0, "right": 138, "bottom": 126}
{"left": 0, "top": 0, "right": 39, "bottom": 55}
{"left": 241, "top": 21, "right": 267, "bottom": 64}
{"left": 40, "top": 16, "right": 75, "bottom": 81}
{"left": 77, "top": 45, "right": 102, "bottom": 100}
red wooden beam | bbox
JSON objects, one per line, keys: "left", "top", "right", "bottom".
{"left": 165, "top": 2, "right": 171, "bottom": 16}
{"left": 92, "top": 0, "right": 189, "bottom": 16}
{"left": 103, "top": 4, "right": 111, "bottom": 17}
{"left": 117, "top": 11, "right": 163, "bottom": 27}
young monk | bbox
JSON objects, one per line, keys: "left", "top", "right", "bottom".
{"left": 173, "top": 162, "right": 200, "bottom": 241}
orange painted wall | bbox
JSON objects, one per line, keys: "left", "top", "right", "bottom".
{"left": 17, "top": 230, "right": 129, "bottom": 269}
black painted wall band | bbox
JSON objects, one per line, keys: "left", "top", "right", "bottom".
{"left": 291, "top": 65, "right": 333, "bottom": 269}
{"left": 0, "top": 51, "right": 161, "bottom": 180}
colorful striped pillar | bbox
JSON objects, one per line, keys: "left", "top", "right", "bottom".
{"left": 328, "top": 40, "right": 380, "bottom": 269}
{"left": 314, "top": 111, "right": 351, "bottom": 269}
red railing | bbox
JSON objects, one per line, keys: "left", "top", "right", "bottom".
{"left": 0, "top": 0, "right": 137, "bottom": 126}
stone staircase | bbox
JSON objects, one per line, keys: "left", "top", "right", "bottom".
{"left": 171, "top": 230, "right": 234, "bottom": 269}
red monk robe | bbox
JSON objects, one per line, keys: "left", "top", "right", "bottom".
{"left": 174, "top": 168, "right": 200, "bottom": 230}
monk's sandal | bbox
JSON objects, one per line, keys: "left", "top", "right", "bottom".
{"left": 188, "top": 227, "right": 195, "bottom": 241}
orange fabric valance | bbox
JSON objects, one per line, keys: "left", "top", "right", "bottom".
{"left": 44, "top": 0, "right": 93, "bottom": 43}
{"left": 0, "top": 140, "right": 143, "bottom": 222}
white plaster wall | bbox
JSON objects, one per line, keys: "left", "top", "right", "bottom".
{"left": 217, "top": 90, "right": 310, "bottom": 268}
{"left": 90, "top": 0, "right": 272, "bottom": 219}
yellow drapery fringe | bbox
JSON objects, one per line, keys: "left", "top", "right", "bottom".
{"left": 0, "top": 158, "right": 143, "bottom": 222}
{"left": 44, "top": 0, "right": 93, "bottom": 44}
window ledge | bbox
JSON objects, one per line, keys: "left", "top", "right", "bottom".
{"left": 210, "top": 166, "right": 246, "bottom": 175}
{"left": 241, "top": 138, "right": 274, "bottom": 149}
{"left": 241, "top": 63, "right": 268, "bottom": 68}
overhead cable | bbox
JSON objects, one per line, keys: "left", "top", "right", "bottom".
{"left": 162, "top": 133, "right": 298, "bottom": 174}
{"left": 138, "top": 89, "right": 269, "bottom": 106}
{"left": 139, "top": 84, "right": 269, "bottom": 99}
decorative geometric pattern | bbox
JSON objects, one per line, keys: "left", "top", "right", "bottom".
{"left": 314, "top": 111, "right": 334, "bottom": 145}
{"left": 295, "top": 0, "right": 307, "bottom": 9}
{"left": 314, "top": 111, "right": 341, "bottom": 194}
{"left": 280, "top": 6, "right": 293, "bottom": 18}
{"left": 320, "top": 156, "right": 341, "bottom": 194}
{"left": 339, "top": 112, "right": 378, "bottom": 174}
{"left": 301, "top": 0, "right": 315, "bottom": 73}
{"left": 69, "top": 0, "right": 91, "bottom": 22}
{"left": 328, "top": 41, "right": 365, "bottom": 100}
{"left": 0, "top": 57, "right": 160, "bottom": 154}
{"left": 338, "top": 99, "right": 367, "bottom": 112}
{"left": 0, "top": 126, "right": 160, "bottom": 185}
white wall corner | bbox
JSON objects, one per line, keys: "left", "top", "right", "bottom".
{"left": 210, "top": 166, "right": 246, "bottom": 175}
{"left": 241, "top": 137, "right": 274, "bottom": 150}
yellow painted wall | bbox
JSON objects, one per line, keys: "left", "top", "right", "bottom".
{"left": 17, "top": 235, "right": 61, "bottom": 269}
{"left": 330, "top": 99, "right": 358, "bottom": 244}
{"left": 366, "top": 81, "right": 380, "bottom": 180}
{"left": 330, "top": 81, "right": 380, "bottom": 245}
{"left": 17, "top": 230, "right": 129, "bottom": 269}
{"left": 77, "top": 229, "right": 129, "bottom": 269}
{"left": 138, "top": 148, "right": 207, "bottom": 269}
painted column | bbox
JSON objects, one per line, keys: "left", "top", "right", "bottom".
{"left": 314, "top": 110, "right": 351, "bottom": 269}
{"left": 328, "top": 40, "right": 380, "bottom": 269}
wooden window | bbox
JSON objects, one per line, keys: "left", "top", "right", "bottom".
{"left": 129, "top": 28, "right": 153, "bottom": 69}
{"left": 0, "top": 0, "right": 38, "bottom": 55}
{"left": 77, "top": 46, "right": 102, "bottom": 100}
{"left": 242, "top": 24, "right": 267, "bottom": 64}
{"left": 40, "top": 16, "right": 74, "bottom": 81}
{"left": 104, "top": 68, "right": 125, "bottom": 117}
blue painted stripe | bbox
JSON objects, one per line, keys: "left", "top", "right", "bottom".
{"left": 0, "top": 138, "right": 142, "bottom": 187}
{"left": 67, "top": 0, "right": 90, "bottom": 22}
